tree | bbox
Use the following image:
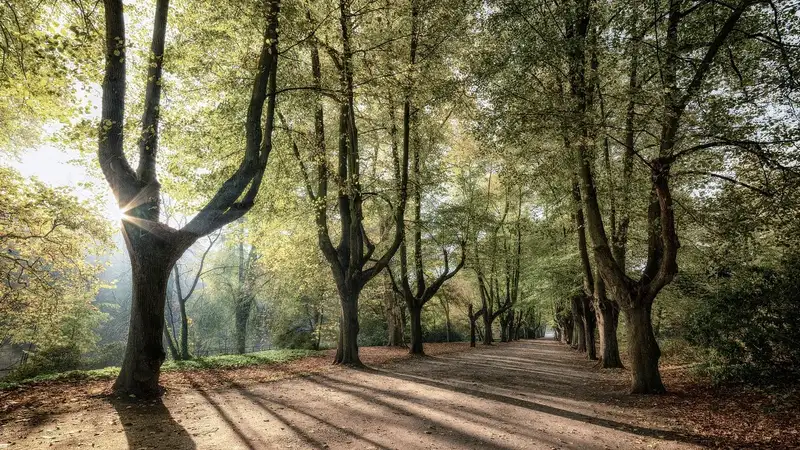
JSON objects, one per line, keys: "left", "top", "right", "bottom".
{"left": 234, "top": 234, "right": 258, "bottom": 355}
{"left": 284, "top": 1, "right": 410, "bottom": 366}
{"left": 164, "top": 233, "right": 219, "bottom": 360}
{"left": 570, "top": 0, "right": 759, "bottom": 393}
{"left": 386, "top": 6, "right": 466, "bottom": 352}
{"left": 98, "top": 0, "right": 280, "bottom": 397}
{"left": 473, "top": 182, "right": 524, "bottom": 345}
{"left": 0, "top": 166, "right": 111, "bottom": 356}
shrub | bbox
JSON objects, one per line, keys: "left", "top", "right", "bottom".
{"left": 84, "top": 342, "right": 126, "bottom": 369}
{"left": 685, "top": 252, "right": 800, "bottom": 384}
{"left": 273, "top": 326, "right": 319, "bottom": 350}
{"left": 7, "top": 344, "right": 82, "bottom": 381}
{"left": 423, "top": 325, "right": 465, "bottom": 343}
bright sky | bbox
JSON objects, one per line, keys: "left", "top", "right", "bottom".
{"left": 10, "top": 144, "right": 122, "bottom": 223}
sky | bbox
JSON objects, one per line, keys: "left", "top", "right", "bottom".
{"left": 10, "top": 144, "right": 122, "bottom": 223}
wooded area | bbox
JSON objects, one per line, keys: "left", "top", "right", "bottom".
{"left": 1, "top": 0, "right": 799, "bottom": 447}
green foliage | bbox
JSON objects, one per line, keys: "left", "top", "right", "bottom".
{"left": 685, "top": 252, "right": 800, "bottom": 384}
{"left": 2, "top": 0, "right": 799, "bottom": 391}
{"left": 84, "top": 342, "right": 127, "bottom": 370}
{"left": 273, "top": 327, "right": 320, "bottom": 350}
{"left": 162, "top": 349, "right": 322, "bottom": 371}
{"left": 0, "top": 166, "right": 112, "bottom": 355}
{"left": 7, "top": 344, "right": 82, "bottom": 381}
{"left": 423, "top": 326, "right": 465, "bottom": 343}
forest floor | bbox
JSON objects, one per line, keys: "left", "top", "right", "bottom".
{"left": 0, "top": 339, "right": 798, "bottom": 449}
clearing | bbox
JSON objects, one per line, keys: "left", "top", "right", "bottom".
{"left": 0, "top": 340, "right": 797, "bottom": 449}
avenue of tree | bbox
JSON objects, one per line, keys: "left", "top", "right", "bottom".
{"left": 1, "top": 0, "right": 798, "bottom": 399}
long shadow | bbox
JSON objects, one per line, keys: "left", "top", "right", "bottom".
{"left": 367, "top": 367, "right": 744, "bottom": 448}
{"left": 392, "top": 358, "right": 612, "bottom": 401}
{"left": 304, "top": 375, "right": 531, "bottom": 450}
{"left": 184, "top": 372, "right": 273, "bottom": 449}
{"left": 110, "top": 397, "right": 196, "bottom": 450}
{"left": 191, "top": 371, "right": 328, "bottom": 449}
{"left": 236, "top": 387, "right": 392, "bottom": 450}
{"left": 227, "top": 371, "right": 528, "bottom": 450}
{"left": 410, "top": 357, "right": 590, "bottom": 384}
{"left": 310, "top": 374, "right": 563, "bottom": 447}
{"left": 191, "top": 370, "right": 383, "bottom": 449}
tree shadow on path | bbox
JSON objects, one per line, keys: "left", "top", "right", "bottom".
{"left": 110, "top": 396, "right": 196, "bottom": 450}
{"left": 362, "top": 339, "right": 748, "bottom": 449}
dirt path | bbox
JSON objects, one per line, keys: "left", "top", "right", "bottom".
{"left": 0, "top": 340, "right": 781, "bottom": 449}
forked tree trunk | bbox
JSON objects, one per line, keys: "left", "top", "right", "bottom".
{"left": 625, "top": 302, "right": 665, "bottom": 394}
{"left": 101, "top": 0, "right": 280, "bottom": 398}
{"left": 114, "top": 236, "right": 176, "bottom": 398}
{"left": 408, "top": 304, "right": 424, "bottom": 355}
{"left": 335, "top": 288, "right": 362, "bottom": 365}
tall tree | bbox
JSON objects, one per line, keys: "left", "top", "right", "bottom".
{"left": 286, "top": 1, "right": 409, "bottom": 365}
{"left": 570, "top": 0, "right": 758, "bottom": 393}
{"left": 387, "top": 135, "right": 466, "bottom": 353}
{"left": 98, "top": 0, "right": 280, "bottom": 397}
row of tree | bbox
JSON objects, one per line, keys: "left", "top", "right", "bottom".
{"left": 2, "top": 0, "right": 798, "bottom": 398}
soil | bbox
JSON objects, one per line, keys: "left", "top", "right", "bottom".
{"left": 0, "top": 340, "right": 797, "bottom": 449}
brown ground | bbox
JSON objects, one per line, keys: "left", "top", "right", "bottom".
{"left": 0, "top": 340, "right": 797, "bottom": 449}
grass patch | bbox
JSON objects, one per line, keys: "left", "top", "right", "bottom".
{"left": 162, "top": 349, "right": 323, "bottom": 371}
{"left": 0, "top": 349, "right": 323, "bottom": 391}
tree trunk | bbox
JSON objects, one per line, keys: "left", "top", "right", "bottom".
{"left": 235, "top": 296, "right": 251, "bottom": 355}
{"left": 384, "top": 272, "right": 405, "bottom": 346}
{"left": 113, "top": 240, "right": 174, "bottom": 398}
{"left": 163, "top": 322, "right": 179, "bottom": 361}
{"left": 571, "top": 295, "right": 586, "bottom": 352}
{"left": 499, "top": 315, "right": 508, "bottom": 343}
{"left": 582, "top": 295, "right": 597, "bottom": 360}
{"left": 508, "top": 310, "right": 515, "bottom": 341}
{"left": 408, "top": 303, "right": 424, "bottom": 355}
{"left": 387, "top": 300, "right": 404, "bottom": 347}
{"left": 597, "top": 304, "right": 623, "bottom": 368}
{"left": 443, "top": 302, "right": 451, "bottom": 343}
{"left": 334, "top": 287, "right": 362, "bottom": 365}
{"left": 482, "top": 311, "right": 493, "bottom": 345}
{"left": 625, "top": 303, "right": 665, "bottom": 394}
{"left": 470, "top": 321, "right": 477, "bottom": 347}
{"left": 315, "top": 307, "right": 323, "bottom": 351}
{"left": 469, "top": 304, "right": 477, "bottom": 347}
{"left": 595, "top": 279, "right": 624, "bottom": 368}
{"left": 179, "top": 298, "right": 190, "bottom": 359}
